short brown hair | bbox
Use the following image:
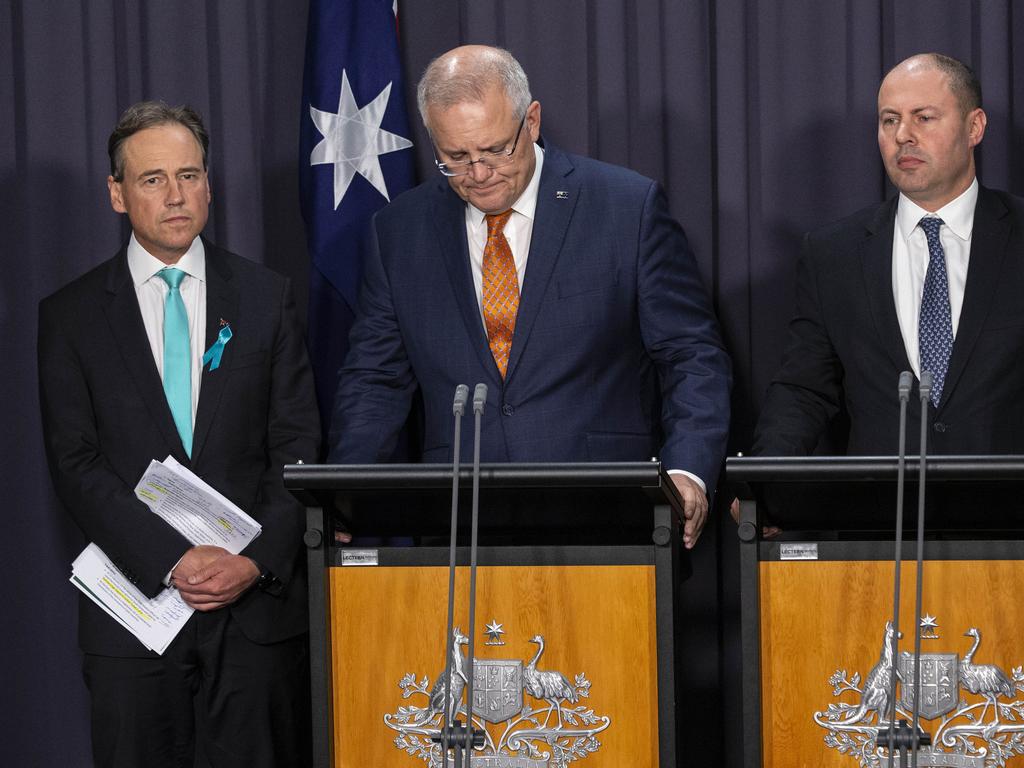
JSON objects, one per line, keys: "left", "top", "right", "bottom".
{"left": 928, "top": 53, "right": 983, "bottom": 115}
{"left": 107, "top": 101, "right": 209, "bottom": 181}
{"left": 885, "top": 54, "right": 983, "bottom": 116}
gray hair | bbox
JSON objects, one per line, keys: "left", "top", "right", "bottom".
{"left": 108, "top": 100, "right": 209, "bottom": 181}
{"left": 416, "top": 46, "right": 532, "bottom": 126}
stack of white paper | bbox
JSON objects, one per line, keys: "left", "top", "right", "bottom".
{"left": 70, "top": 456, "right": 262, "bottom": 654}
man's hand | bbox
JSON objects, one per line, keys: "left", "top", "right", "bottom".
{"left": 670, "top": 473, "right": 708, "bottom": 549}
{"left": 173, "top": 544, "right": 228, "bottom": 577}
{"left": 728, "top": 497, "right": 782, "bottom": 538}
{"left": 172, "top": 547, "right": 260, "bottom": 611}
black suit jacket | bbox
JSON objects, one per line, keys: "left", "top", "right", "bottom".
{"left": 39, "top": 240, "right": 320, "bottom": 657}
{"left": 754, "top": 186, "right": 1024, "bottom": 457}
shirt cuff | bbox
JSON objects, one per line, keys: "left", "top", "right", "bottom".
{"left": 666, "top": 468, "right": 707, "bottom": 495}
{"left": 163, "top": 553, "right": 187, "bottom": 587}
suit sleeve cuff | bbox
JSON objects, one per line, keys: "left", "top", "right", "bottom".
{"left": 666, "top": 468, "right": 707, "bottom": 495}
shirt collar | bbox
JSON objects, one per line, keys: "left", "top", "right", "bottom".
{"left": 465, "top": 142, "right": 545, "bottom": 230}
{"left": 896, "top": 177, "right": 978, "bottom": 243}
{"left": 127, "top": 234, "right": 207, "bottom": 289}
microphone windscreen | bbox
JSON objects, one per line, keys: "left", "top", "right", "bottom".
{"left": 472, "top": 383, "right": 488, "bottom": 413}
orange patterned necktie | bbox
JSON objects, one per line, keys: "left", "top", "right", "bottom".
{"left": 482, "top": 210, "right": 519, "bottom": 377}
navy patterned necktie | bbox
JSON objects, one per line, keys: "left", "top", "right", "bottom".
{"left": 918, "top": 216, "right": 953, "bottom": 408}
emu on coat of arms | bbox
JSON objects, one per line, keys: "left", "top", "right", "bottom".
{"left": 384, "top": 628, "right": 610, "bottom": 767}
{"left": 814, "top": 619, "right": 1024, "bottom": 767}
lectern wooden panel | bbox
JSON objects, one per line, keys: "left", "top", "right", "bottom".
{"left": 760, "top": 557, "right": 1024, "bottom": 767}
{"left": 328, "top": 564, "right": 658, "bottom": 765}
{"left": 729, "top": 457, "right": 1024, "bottom": 768}
{"left": 286, "top": 462, "right": 687, "bottom": 768}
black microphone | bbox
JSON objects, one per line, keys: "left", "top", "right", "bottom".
{"left": 438, "top": 384, "right": 469, "bottom": 765}
{"left": 462, "top": 383, "right": 488, "bottom": 766}
{"left": 882, "top": 372, "right": 914, "bottom": 767}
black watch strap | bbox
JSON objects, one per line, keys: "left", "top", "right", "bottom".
{"left": 250, "top": 559, "right": 283, "bottom": 596}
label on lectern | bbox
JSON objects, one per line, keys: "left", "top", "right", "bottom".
{"left": 340, "top": 548, "right": 379, "bottom": 566}
{"left": 779, "top": 543, "right": 819, "bottom": 560}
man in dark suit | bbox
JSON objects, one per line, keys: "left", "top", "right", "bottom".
{"left": 329, "top": 45, "right": 731, "bottom": 548}
{"left": 38, "top": 101, "right": 319, "bottom": 767}
{"left": 744, "top": 54, "right": 1024, "bottom": 530}
{"left": 753, "top": 53, "right": 1024, "bottom": 460}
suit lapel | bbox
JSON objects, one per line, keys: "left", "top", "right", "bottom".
{"left": 860, "top": 198, "right": 914, "bottom": 374}
{"left": 102, "top": 250, "right": 186, "bottom": 458}
{"left": 504, "top": 147, "right": 578, "bottom": 381}
{"left": 430, "top": 180, "right": 502, "bottom": 382}
{"left": 191, "top": 243, "right": 239, "bottom": 463}
{"left": 941, "top": 187, "right": 1010, "bottom": 406}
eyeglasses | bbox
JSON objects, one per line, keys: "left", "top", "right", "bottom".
{"left": 433, "top": 113, "right": 527, "bottom": 177}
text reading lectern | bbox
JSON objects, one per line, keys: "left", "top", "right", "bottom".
{"left": 729, "top": 456, "right": 1024, "bottom": 768}
{"left": 285, "top": 462, "right": 690, "bottom": 768}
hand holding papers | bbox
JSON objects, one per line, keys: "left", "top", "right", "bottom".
{"left": 70, "top": 456, "right": 261, "bottom": 654}
{"left": 135, "top": 456, "right": 260, "bottom": 553}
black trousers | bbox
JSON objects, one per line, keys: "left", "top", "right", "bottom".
{"left": 83, "top": 609, "right": 311, "bottom": 768}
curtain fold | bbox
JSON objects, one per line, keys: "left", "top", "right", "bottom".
{"left": 5, "top": 1, "right": 1022, "bottom": 763}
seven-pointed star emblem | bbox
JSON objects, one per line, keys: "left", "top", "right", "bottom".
{"left": 309, "top": 69, "right": 413, "bottom": 209}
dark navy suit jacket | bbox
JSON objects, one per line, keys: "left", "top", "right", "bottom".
{"left": 329, "top": 144, "right": 731, "bottom": 494}
{"left": 39, "top": 240, "right": 320, "bottom": 656}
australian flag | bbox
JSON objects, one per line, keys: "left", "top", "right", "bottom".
{"left": 299, "top": 0, "right": 416, "bottom": 446}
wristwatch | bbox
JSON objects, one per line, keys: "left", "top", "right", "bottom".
{"left": 250, "top": 559, "right": 283, "bottom": 596}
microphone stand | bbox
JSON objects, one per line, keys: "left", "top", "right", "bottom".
{"left": 879, "top": 372, "right": 934, "bottom": 765}
{"left": 908, "top": 372, "right": 935, "bottom": 767}
{"left": 462, "top": 383, "right": 488, "bottom": 766}
{"left": 881, "top": 372, "right": 913, "bottom": 767}
{"left": 437, "top": 385, "right": 468, "bottom": 766}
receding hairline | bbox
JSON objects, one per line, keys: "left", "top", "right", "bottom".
{"left": 416, "top": 45, "right": 532, "bottom": 127}
{"left": 108, "top": 100, "right": 210, "bottom": 181}
{"left": 879, "top": 53, "right": 982, "bottom": 115}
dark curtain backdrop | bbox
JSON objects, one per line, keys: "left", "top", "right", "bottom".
{"left": 4, "top": 1, "right": 1023, "bottom": 765}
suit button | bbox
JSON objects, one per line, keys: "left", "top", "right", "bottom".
{"left": 502, "top": 404, "right": 514, "bottom": 416}
{"left": 934, "top": 422, "right": 947, "bottom": 433}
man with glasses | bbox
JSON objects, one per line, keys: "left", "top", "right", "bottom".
{"left": 329, "top": 45, "right": 731, "bottom": 547}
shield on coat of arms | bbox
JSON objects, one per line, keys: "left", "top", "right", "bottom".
{"left": 471, "top": 659, "right": 524, "bottom": 723}
{"left": 898, "top": 652, "right": 960, "bottom": 719}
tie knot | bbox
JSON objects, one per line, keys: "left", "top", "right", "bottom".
{"left": 158, "top": 267, "right": 187, "bottom": 290}
{"left": 485, "top": 210, "right": 514, "bottom": 237}
{"left": 918, "top": 216, "right": 944, "bottom": 243}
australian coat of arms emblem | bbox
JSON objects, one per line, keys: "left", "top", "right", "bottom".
{"left": 384, "top": 627, "right": 610, "bottom": 767}
{"left": 814, "top": 619, "right": 1024, "bottom": 767}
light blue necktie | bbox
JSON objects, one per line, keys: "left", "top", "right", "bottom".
{"left": 918, "top": 217, "right": 953, "bottom": 408}
{"left": 158, "top": 268, "right": 193, "bottom": 456}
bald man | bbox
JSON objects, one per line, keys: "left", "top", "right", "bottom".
{"left": 754, "top": 53, "right": 1024, "bottom": 461}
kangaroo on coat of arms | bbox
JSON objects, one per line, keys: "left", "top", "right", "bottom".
{"left": 384, "top": 629, "right": 610, "bottom": 768}
{"left": 815, "top": 619, "right": 1024, "bottom": 767}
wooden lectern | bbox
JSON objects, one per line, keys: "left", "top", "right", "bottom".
{"left": 285, "top": 462, "right": 690, "bottom": 768}
{"left": 729, "top": 456, "right": 1024, "bottom": 768}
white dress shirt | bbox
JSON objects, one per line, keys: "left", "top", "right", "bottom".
{"left": 126, "top": 234, "right": 207, "bottom": 426}
{"left": 892, "top": 179, "right": 976, "bottom": 378}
